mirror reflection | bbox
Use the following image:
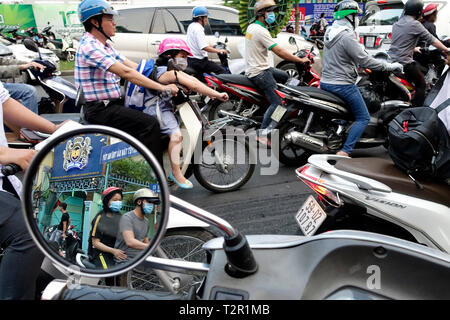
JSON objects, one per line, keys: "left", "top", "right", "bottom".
{"left": 32, "top": 133, "right": 163, "bottom": 272}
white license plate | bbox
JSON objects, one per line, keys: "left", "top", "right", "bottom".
{"left": 365, "top": 36, "right": 375, "bottom": 48}
{"left": 295, "top": 195, "right": 327, "bottom": 236}
{"left": 271, "top": 105, "right": 287, "bottom": 122}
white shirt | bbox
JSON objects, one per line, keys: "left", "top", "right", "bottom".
{"left": 186, "top": 22, "right": 209, "bottom": 60}
{"left": 0, "top": 82, "right": 22, "bottom": 198}
{"left": 244, "top": 21, "right": 277, "bottom": 78}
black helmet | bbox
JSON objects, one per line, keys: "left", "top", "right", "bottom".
{"left": 404, "top": 0, "right": 424, "bottom": 18}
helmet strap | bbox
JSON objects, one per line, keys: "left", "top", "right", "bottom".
{"left": 92, "top": 15, "right": 112, "bottom": 42}
{"left": 345, "top": 15, "right": 356, "bottom": 29}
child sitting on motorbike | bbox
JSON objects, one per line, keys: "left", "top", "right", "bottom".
{"left": 145, "top": 38, "right": 229, "bottom": 189}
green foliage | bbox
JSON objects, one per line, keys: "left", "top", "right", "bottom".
{"left": 111, "top": 158, "right": 157, "bottom": 185}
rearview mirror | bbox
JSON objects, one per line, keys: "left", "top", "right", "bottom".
{"left": 23, "top": 38, "right": 39, "bottom": 53}
{"left": 214, "top": 31, "right": 220, "bottom": 38}
{"left": 288, "top": 36, "right": 297, "bottom": 46}
{"left": 22, "top": 125, "right": 170, "bottom": 279}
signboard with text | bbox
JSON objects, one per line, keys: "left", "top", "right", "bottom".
{"left": 288, "top": 2, "right": 365, "bottom": 26}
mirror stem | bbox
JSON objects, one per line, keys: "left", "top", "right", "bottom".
{"left": 169, "top": 195, "right": 258, "bottom": 278}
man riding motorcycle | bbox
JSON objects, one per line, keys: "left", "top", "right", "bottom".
{"left": 320, "top": 0, "right": 403, "bottom": 157}
{"left": 245, "top": 0, "right": 310, "bottom": 145}
{"left": 387, "top": 0, "right": 449, "bottom": 107}
{"left": 75, "top": 0, "right": 178, "bottom": 167}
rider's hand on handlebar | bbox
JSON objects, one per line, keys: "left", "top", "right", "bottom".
{"left": 299, "top": 57, "right": 310, "bottom": 64}
{"left": 163, "top": 84, "right": 179, "bottom": 96}
{"left": 19, "top": 61, "right": 46, "bottom": 72}
{"left": 215, "top": 92, "right": 229, "bottom": 102}
{"left": 414, "top": 47, "right": 422, "bottom": 54}
{"left": 218, "top": 49, "right": 228, "bottom": 55}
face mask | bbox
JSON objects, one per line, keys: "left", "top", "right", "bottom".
{"left": 266, "top": 12, "right": 276, "bottom": 25}
{"left": 143, "top": 203, "right": 154, "bottom": 215}
{"left": 109, "top": 200, "right": 122, "bottom": 212}
{"left": 174, "top": 57, "right": 188, "bottom": 70}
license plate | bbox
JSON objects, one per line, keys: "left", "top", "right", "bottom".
{"left": 365, "top": 36, "right": 375, "bottom": 48}
{"left": 271, "top": 105, "right": 287, "bottom": 122}
{"left": 295, "top": 195, "right": 327, "bottom": 236}
{"left": 288, "top": 78, "right": 300, "bottom": 86}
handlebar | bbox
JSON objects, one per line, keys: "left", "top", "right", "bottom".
{"left": 1, "top": 163, "right": 22, "bottom": 176}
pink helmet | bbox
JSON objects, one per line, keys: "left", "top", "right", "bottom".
{"left": 158, "top": 38, "right": 192, "bottom": 57}
{"left": 423, "top": 3, "right": 438, "bottom": 16}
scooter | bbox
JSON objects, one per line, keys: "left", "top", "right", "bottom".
{"left": 295, "top": 154, "right": 450, "bottom": 252}
{"left": 22, "top": 38, "right": 78, "bottom": 114}
{"left": 17, "top": 126, "right": 450, "bottom": 300}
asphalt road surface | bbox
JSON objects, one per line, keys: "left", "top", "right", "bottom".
{"left": 62, "top": 74, "right": 389, "bottom": 237}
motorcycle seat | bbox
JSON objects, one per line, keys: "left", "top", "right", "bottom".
{"left": 335, "top": 157, "right": 450, "bottom": 207}
{"left": 289, "top": 86, "right": 347, "bottom": 106}
{"left": 215, "top": 74, "right": 256, "bottom": 88}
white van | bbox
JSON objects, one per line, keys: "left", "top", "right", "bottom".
{"left": 356, "top": 0, "right": 449, "bottom": 56}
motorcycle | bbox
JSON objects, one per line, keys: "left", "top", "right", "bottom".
{"left": 18, "top": 127, "right": 450, "bottom": 300}
{"left": 45, "top": 31, "right": 77, "bottom": 62}
{"left": 295, "top": 154, "right": 450, "bottom": 252}
{"left": 203, "top": 39, "right": 318, "bottom": 123}
{"left": 301, "top": 25, "right": 324, "bottom": 50}
{"left": 22, "top": 38, "right": 78, "bottom": 115}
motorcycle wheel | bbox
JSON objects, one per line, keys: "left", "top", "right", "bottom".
{"left": 207, "top": 96, "right": 248, "bottom": 121}
{"left": 125, "top": 228, "right": 215, "bottom": 294}
{"left": 278, "top": 121, "right": 313, "bottom": 167}
{"left": 194, "top": 138, "right": 255, "bottom": 193}
{"left": 66, "top": 52, "right": 75, "bottom": 62}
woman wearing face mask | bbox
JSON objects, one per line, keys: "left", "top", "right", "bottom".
{"left": 142, "top": 38, "right": 228, "bottom": 189}
{"left": 88, "top": 187, "right": 127, "bottom": 275}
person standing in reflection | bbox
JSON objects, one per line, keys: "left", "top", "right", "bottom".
{"left": 88, "top": 187, "right": 127, "bottom": 275}
{"left": 49, "top": 202, "right": 70, "bottom": 246}
{"left": 114, "top": 188, "right": 160, "bottom": 264}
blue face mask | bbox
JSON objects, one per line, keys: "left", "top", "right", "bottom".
{"left": 143, "top": 203, "right": 154, "bottom": 215}
{"left": 109, "top": 200, "right": 122, "bottom": 212}
{"left": 266, "top": 12, "right": 276, "bottom": 25}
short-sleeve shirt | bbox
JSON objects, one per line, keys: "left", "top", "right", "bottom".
{"left": 88, "top": 211, "right": 122, "bottom": 259}
{"left": 187, "top": 22, "right": 209, "bottom": 60}
{"left": 0, "top": 82, "right": 22, "bottom": 197}
{"left": 388, "top": 15, "right": 435, "bottom": 65}
{"left": 75, "top": 32, "right": 126, "bottom": 102}
{"left": 57, "top": 211, "right": 70, "bottom": 230}
{"left": 114, "top": 211, "right": 149, "bottom": 261}
{"left": 244, "top": 21, "right": 277, "bottom": 78}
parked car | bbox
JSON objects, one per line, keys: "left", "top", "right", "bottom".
{"left": 112, "top": 4, "right": 322, "bottom": 75}
{"left": 0, "top": 37, "right": 61, "bottom": 73}
{"left": 356, "top": 0, "right": 449, "bottom": 56}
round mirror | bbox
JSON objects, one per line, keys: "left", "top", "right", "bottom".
{"left": 288, "top": 36, "right": 297, "bottom": 46}
{"left": 21, "top": 125, "right": 169, "bottom": 278}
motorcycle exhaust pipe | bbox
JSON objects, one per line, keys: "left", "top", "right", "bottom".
{"left": 284, "top": 131, "right": 328, "bottom": 153}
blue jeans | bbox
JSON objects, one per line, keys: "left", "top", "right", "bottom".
{"left": 320, "top": 82, "right": 370, "bottom": 154}
{"left": 3, "top": 83, "right": 39, "bottom": 114}
{"left": 248, "top": 68, "right": 289, "bottom": 129}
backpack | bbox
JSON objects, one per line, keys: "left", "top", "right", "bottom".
{"left": 124, "top": 59, "right": 157, "bottom": 111}
{"left": 387, "top": 71, "right": 450, "bottom": 185}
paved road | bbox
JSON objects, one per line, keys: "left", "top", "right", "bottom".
{"left": 61, "top": 74, "right": 389, "bottom": 237}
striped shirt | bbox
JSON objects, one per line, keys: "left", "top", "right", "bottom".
{"left": 75, "top": 32, "right": 125, "bottom": 102}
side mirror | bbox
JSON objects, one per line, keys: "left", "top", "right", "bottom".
{"left": 22, "top": 125, "right": 170, "bottom": 279}
{"left": 214, "top": 31, "right": 220, "bottom": 38}
{"left": 24, "top": 38, "right": 39, "bottom": 53}
{"left": 288, "top": 36, "right": 297, "bottom": 46}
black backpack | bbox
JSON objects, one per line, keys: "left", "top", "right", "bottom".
{"left": 387, "top": 71, "right": 450, "bottom": 186}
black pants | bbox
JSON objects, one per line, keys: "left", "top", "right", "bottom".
{"left": 188, "top": 57, "right": 226, "bottom": 82}
{"left": 84, "top": 100, "right": 165, "bottom": 167}
{"left": 404, "top": 61, "right": 427, "bottom": 107}
{"left": 0, "top": 191, "right": 44, "bottom": 300}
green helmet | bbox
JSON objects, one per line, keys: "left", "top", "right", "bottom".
{"left": 334, "top": 0, "right": 362, "bottom": 20}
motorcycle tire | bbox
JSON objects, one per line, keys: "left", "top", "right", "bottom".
{"left": 207, "top": 95, "right": 249, "bottom": 121}
{"left": 66, "top": 52, "right": 75, "bottom": 62}
{"left": 194, "top": 138, "right": 255, "bottom": 193}
{"left": 278, "top": 121, "right": 313, "bottom": 167}
{"left": 279, "top": 62, "right": 300, "bottom": 82}
{"left": 125, "top": 228, "right": 215, "bottom": 294}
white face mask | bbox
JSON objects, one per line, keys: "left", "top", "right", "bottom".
{"left": 174, "top": 57, "right": 188, "bottom": 70}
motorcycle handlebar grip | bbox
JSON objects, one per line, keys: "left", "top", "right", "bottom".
{"left": 1, "top": 163, "right": 22, "bottom": 176}
{"left": 58, "top": 284, "right": 187, "bottom": 300}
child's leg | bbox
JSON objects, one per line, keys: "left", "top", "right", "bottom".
{"left": 168, "top": 130, "right": 187, "bottom": 183}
